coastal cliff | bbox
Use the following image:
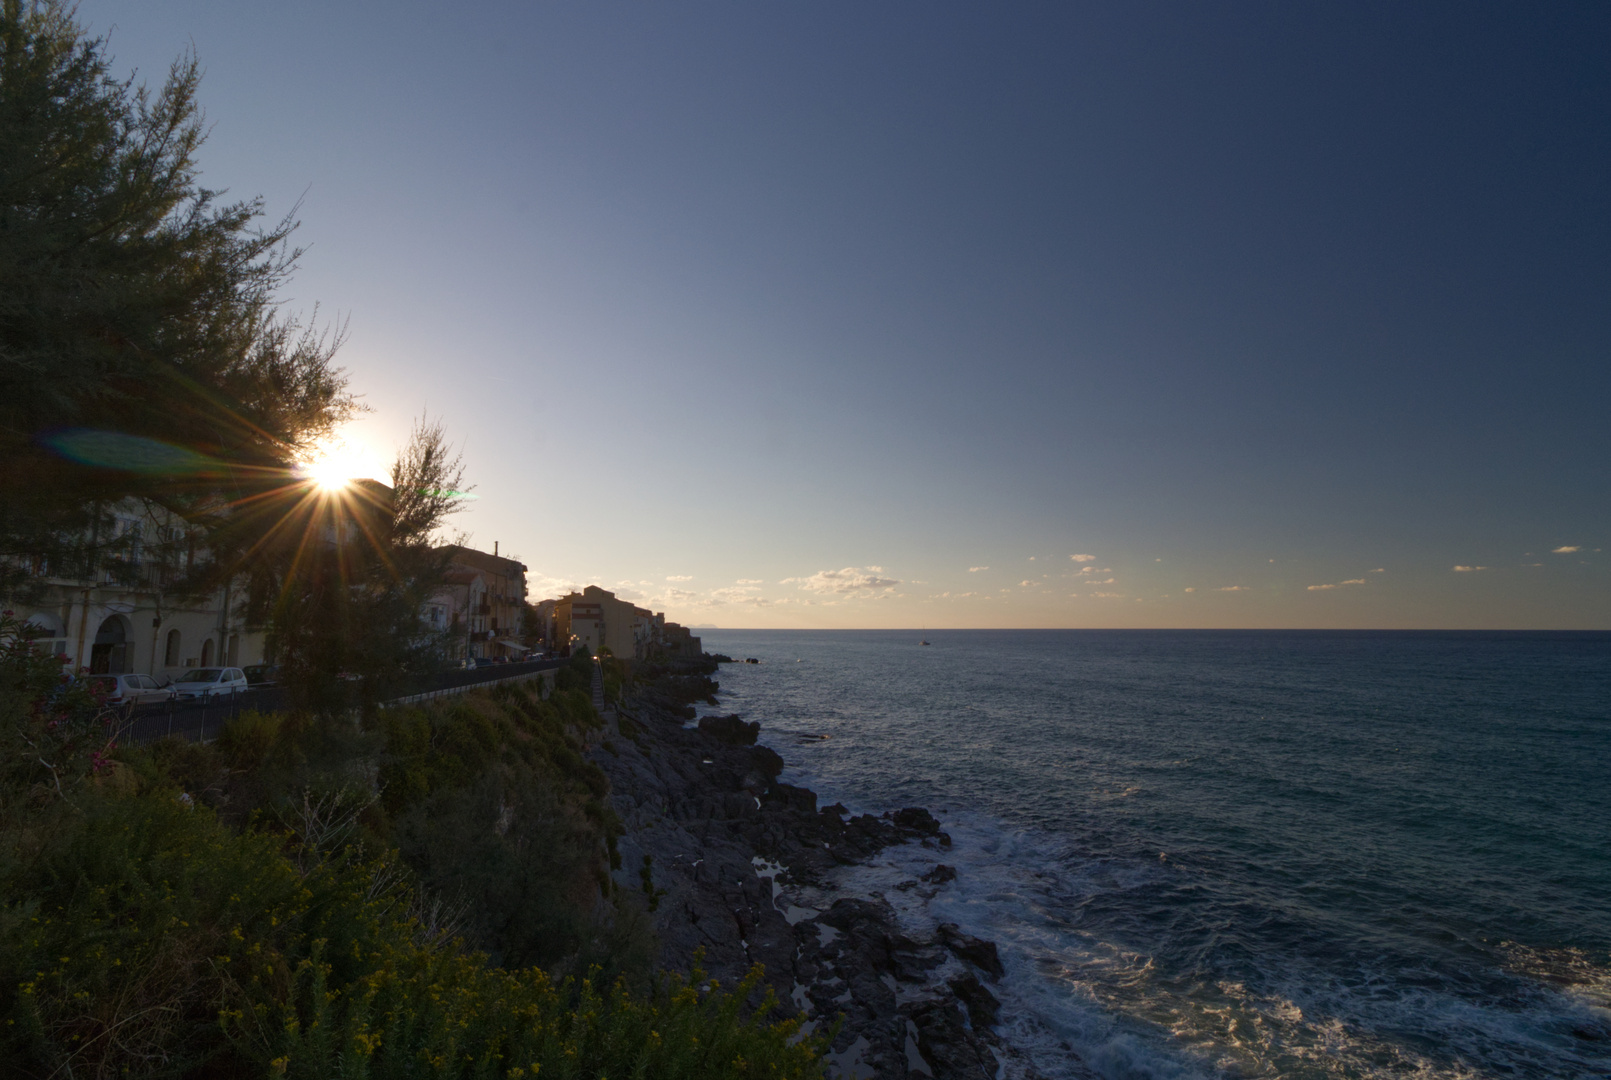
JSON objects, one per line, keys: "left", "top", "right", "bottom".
{"left": 594, "top": 657, "right": 1034, "bottom": 1080}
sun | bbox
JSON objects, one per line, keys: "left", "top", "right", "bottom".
{"left": 305, "top": 457, "right": 353, "bottom": 492}
{"left": 300, "top": 435, "right": 382, "bottom": 493}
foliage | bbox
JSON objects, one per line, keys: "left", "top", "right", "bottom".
{"left": 0, "top": 787, "right": 823, "bottom": 1079}
{"left": 250, "top": 417, "right": 470, "bottom": 716}
{"left": 0, "top": 610, "right": 119, "bottom": 813}
{"left": 0, "top": 0, "right": 355, "bottom": 596}
{"left": 0, "top": 635, "right": 824, "bottom": 1078}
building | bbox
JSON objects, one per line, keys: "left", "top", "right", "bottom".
{"left": 544, "top": 586, "right": 699, "bottom": 662}
{"left": 8, "top": 499, "right": 266, "bottom": 678}
{"left": 444, "top": 544, "right": 527, "bottom": 659}
{"left": 425, "top": 568, "right": 484, "bottom": 662}
{"left": 551, "top": 586, "right": 640, "bottom": 659}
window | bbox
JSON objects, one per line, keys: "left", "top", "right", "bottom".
{"left": 164, "top": 628, "right": 181, "bottom": 667}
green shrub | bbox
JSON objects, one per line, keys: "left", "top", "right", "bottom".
{"left": 0, "top": 788, "right": 823, "bottom": 1079}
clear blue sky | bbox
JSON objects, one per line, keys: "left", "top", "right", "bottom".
{"left": 78, "top": 1, "right": 1609, "bottom": 628}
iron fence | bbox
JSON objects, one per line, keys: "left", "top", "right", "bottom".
{"left": 118, "top": 658, "right": 566, "bottom": 744}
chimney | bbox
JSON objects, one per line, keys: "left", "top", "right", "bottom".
{"left": 494, "top": 540, "right": 499, "bottom": 557}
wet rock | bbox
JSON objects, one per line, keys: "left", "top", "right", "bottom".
{"left": 767, "top": 782, "right": 817, "bottom": 814}
{"left": 749, "top": 744, "right": 785, "bottom": 780}
{"left": 938, "top": 923, "right": 1005, "bottom": 981}
{"left": 947, "top": 972, "right": 1000, "bottom": 1028}
{"left": 922, "top": 863, "right": 957, "bottom": 884}
{"left": 700, "top": 713, "right": 761, "bottom": 745}
{"left": 893, "top": 806, "right": 942, "bottom": 835}
{"left": 906, "top": 996, "right": 998, "bottom": 1080}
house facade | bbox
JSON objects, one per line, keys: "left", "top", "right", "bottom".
{"left": 546, "top": 586, "right": 699, "bottom": 662}
{"left": 444, "top": 544, "right": 527, "bottom": 659}
{"left": 9, "top": 501, "right": 266, "bottom": 679}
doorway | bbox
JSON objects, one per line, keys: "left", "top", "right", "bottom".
{"left": 90, "top": 615, "right": 130, "bottom": 674}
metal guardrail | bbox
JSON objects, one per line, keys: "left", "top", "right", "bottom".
{"left": 118, "top": 658, "right": 568, "bottom": 743}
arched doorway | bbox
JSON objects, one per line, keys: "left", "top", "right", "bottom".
{"left": 90, "top": 615, "right": 130, "bottom": 674}
{"left": 164, "top": 628, "right": 182, "bottom": 667}
{"left": 200, "top": 638, "right": 214, "bottom": 666}
{"left": 226, "top": 634, "right": 239, "bottom": 667}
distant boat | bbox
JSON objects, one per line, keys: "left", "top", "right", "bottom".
{"left": 919, "top": 631, "right": 930, "bottom": 646}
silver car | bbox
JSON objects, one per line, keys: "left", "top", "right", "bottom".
{"left": 87, "top": 673, "right": 174, "bottom": 707}
{"left": 169, "top": 667, "right": 250, "bottom": 701}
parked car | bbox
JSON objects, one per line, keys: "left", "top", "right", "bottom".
{"left": 473, "top": 657, "right": 495, "bottom": 669}
{"left": 169, "top": 667, "right": 250, "bottom": 701}
{"left": 86, "top": 673, "right": 174, "bottom": 707}
{"left": 243, "top": 664, "right": 280, "bottom": 687}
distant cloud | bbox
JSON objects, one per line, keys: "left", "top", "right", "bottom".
{"left": 1217, "top": 586, "right": 1248, "bottom": 592}
{"left": 1019, "top": 580, "right": 1035, "bottom": 587}
{"left": 527, "top": 572, "right": 585, "bottom": 600}
{"left": 1028, "top": 556, "right": 1036, "bottom": 561}
{"left": 1452, "top": 565, "right": 1488, "bottom": 572}
{"left": 735, "top": 578, "right": 763, "bottom": 585}
{"left": 1340, "top": 578, "right": 1366, "bottom": 585}
{"left": 1078, "top": 566, "right": 1093, "bottom": 573}
{"left": 709, "top": 585, "right": 767, "bottom": 605}
{"left": 1070, "top": 554, "right": 1096, "bottom": 562}
{"left": 1091, "top": 591, "right": 1122, "bottom": 598}
{"left": 1370, "top": 568, "right": 1385, "bottom": 573}
{"left": 1184, "top": 587, "right": 1196, "bottom": 593}
{"left": 1307, "top": 584, "right": 1337, "bottom": 591}
{"left": 666, "top": 575, "right": 693, "bottom": 582}
{"left": 1095, "top": 578, "right": 1115, "bottom": 584}
{"left": 968, "top": 566, "right": 988, "bottom": 573}
{"left": 782, "top": 567, "right": 901, "bottom": 596}
{"left": 1552, "top": 546, "right": 1581, "bottom": 554}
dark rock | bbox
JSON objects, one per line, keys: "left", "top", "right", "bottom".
{"left": 699, "top": 713, "right": 760, "bottom": 745}
{"left": 749, "top": 745, "right": 784, "bottom": 780}
{"left": 948, "top": 972, "right": 1000, "bottom": 1028}
{"left": 893, "top": 806, "right": 942, "bottom": 835}
{"left": 766, "top": 782, "right": 816, "bottom": 814}
{"left": 938, "top": 923, "right": 1005, "bottom": 981}
{"left": 907, "top": 996, "right": 998, "bottom": 1080}
{"left": 587, "top": 667, "right": 1032, "bottom": 1079}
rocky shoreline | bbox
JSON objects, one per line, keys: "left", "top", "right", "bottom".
{"left": 589, "top": 657, "right": 1044, "bottom": 1080}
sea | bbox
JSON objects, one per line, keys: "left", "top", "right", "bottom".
{"left": 694, "top": 630, "right": 1611, "bottom": 1080}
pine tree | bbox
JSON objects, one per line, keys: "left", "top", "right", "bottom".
{"left": 0, "top": 0, "right": 354, "bottom": 595}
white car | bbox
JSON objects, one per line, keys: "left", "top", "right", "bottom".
{"left": 87, "top": 673, "right": 174, "bottom": 707}
{"left": 169, "top": 667, "right": 250, "bottom": 701}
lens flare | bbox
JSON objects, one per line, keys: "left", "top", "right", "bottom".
{"left": 38, "top": 429, "right": 221, "bottom": 474}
